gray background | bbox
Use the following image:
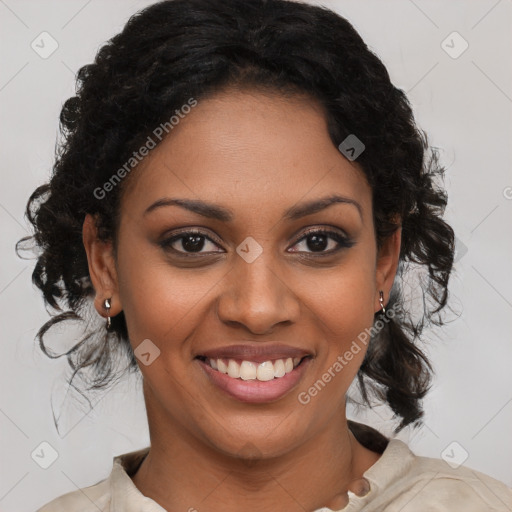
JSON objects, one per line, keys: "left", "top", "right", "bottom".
{"left": 1, "top": 0, "right": 511, "bottom": 510}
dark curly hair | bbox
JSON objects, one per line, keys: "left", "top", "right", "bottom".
{"left": 16, "top": 0, "right": 455, "bottom": 432}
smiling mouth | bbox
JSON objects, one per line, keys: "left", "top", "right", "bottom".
{"left": 195, "top": 355, "right": 311, "bottom": 382}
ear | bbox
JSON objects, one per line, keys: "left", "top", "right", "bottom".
{"left": 82, "top": 214, "right": 123, "bottom": 320}
{"left": 374, "top": 226, "right": 402, "bottom": 313}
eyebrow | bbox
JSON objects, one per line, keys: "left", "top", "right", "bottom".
{"left": 143, "top": 194, "right": 362, "bottom": 221}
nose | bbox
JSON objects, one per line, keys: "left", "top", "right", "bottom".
{"left": 216, "top": 252, "right": 301, "bottom": 335}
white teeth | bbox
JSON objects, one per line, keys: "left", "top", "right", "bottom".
{"left": 227, "top": 359, "right": 240, "bottom": 378}
{"left": 256, "top": 361, "right": 275, "bottom": 381}
{"left": 217, "top": 358, "right": 228, "bottom": 373}
{"left": 205, "top": 356, "right": 305, "bottom": 381}
{"left": 240, "top": 361, "right": 257, "bottom": 380}
{"left": 274, "top": 359, "right": 286, "bottom": 378}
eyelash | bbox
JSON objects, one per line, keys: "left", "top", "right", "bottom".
{"left": 158, "top": 227, "right": 354, "bottom": 257}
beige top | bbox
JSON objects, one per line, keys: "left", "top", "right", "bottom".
{"left": 37, "top": 438, "right": 512, "bottom": 511}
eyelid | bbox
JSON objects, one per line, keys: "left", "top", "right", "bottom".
{"left": 160, "top": 227, "right": 224, "bottom": 248}
{"left": 295, "top": 225, "right": 350, "bottom": 241}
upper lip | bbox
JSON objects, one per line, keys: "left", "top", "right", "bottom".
{"left": 196, "top": 343, "right": 313, "bottom": 363}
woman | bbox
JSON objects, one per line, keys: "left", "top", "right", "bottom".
{"left": 18, "top": 0, "right": 511, "bottom": 510}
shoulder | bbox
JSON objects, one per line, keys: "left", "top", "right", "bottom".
{"left": 367, "top": 439, "right": 512, "bottom": 511}
{"left": 403, "top": 455, "right": 512, "bottom": 511}
{"left": 36, "top": 477, "right": 111, "bottom": 512}
{"left": 36, "top": 446, "right": 151, "bottom": 512}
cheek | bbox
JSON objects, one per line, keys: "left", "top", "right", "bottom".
{"left": 121, "top": 277, "right": 197, "bottom": 340}
{"left": 116, "top": 243, "right": 226, "bottom": 366}
{"left": 299, "top": 247, "right": 377, "bottom": 384}
{"left": 300, "top": 250, "right": 376, "bottom": 335}
{"left": 294, "top": 270, "right": 376, "bottom": 420}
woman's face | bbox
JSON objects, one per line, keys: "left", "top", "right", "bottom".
{"left": 88, "top": 89, "right": 400, "bottom": 458}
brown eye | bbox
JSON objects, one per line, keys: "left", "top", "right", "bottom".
{"left": 159, "top": 230, "right": 223, "bottom": 255}
{"left": 289, "top": 229, "right": 354, "bottom": 254}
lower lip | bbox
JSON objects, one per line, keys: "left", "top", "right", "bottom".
{"left": 197, "top": 357, "right": 311, "bottom": 403}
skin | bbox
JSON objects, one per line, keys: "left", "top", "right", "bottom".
{"left": 82, "top": 88, "right": 401, "bottom": 512}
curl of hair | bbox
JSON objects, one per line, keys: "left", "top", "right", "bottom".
{"left": 17, "top": 0, "right": 455, "bottom": 431}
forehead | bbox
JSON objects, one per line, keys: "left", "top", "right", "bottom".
{"left": 120, "top": 89, "right": 372, "bottom": 220}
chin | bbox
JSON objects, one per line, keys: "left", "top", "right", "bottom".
{"left": 194, "top": 412, "right": 310, "bottom": 462}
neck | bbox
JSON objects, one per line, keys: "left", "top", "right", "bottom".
{"left": 131, "top": 408, "right": 381, "bottom": 512}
